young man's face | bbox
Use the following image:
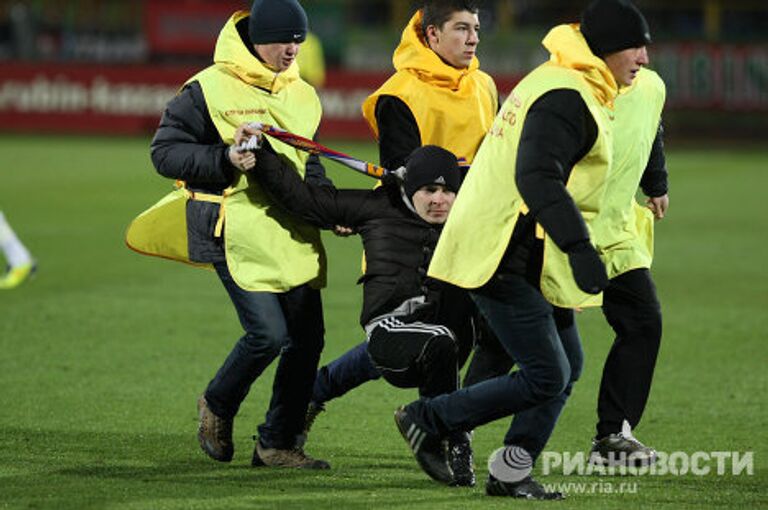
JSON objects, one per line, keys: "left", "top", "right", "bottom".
{"left": 425, "top": 10, "right": 480, "bottom": 69}
{"left": 254, "top": 42, "right": 301, "bottom": 72}
{"left": 604, "top": 46, "right": 649, "bottom": 86}
{"left": 412, "top": 184, "right": 456, "bottom": 224}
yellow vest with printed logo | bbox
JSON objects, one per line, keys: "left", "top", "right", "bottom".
{"left": 126, "top": 11, "right": 325, "bottom": 292}
{"left": 428, "top": 25, "right": 619, "bottom": 308}
{"left": 593, "top": 68, "right": 666, "bottom": 278}
{"left": 192, "top": 72, "right": 325, "bottom": 292}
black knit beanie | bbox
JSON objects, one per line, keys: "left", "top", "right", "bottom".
{"left": 248, "top": 0, "right": 308, "bottom": 45}
{"left": 403, "top": 146, "right": 461, "bottom": 199}
{"left": 581, "top": 0, "right": 651, "bottom": 57}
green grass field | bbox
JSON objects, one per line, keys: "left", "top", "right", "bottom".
{"left": 0, "top": 135, "right": 766, "bottom": 509}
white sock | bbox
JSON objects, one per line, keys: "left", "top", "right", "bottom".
{"left": 0, "top": 211, "right": 33, "bottom": 268}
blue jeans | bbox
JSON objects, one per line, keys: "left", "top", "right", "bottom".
{"left": 461, "top": 307, "right": 582, "bottom": 461}
{"left": 205, "top": 261, "right": 324, "bottom": 449}
{"left": 405, "top": 274, "right": 581, "bottom": 461}
{"left": 312, "top": 341, "right": 381, "bottom": 404}
{"left": 503, "top": 310, "right": 582, "bottom": 460}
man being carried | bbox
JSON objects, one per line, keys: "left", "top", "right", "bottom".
{"left": 245, "top": 140, "right": 478, "bottom": 486}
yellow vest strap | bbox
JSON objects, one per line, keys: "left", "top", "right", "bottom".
{"left": 181, "top": 185, "right": 227, "bottom": 238}
{"left": 183, "top": 189, "right": 224, "bottom": 204}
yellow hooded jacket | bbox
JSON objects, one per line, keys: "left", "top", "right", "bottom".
{"left": 428, "top": 24, "right": 618, "bottom": 308}
{"left": 127, "top": 11, "right": 326, "bottom": 292}
{"left": 361, "top": 10, "right": 497, "bottom": 164}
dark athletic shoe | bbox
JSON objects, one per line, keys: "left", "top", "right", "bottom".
{"left": 393, "top": 406, "right": 452, "bottom": 484}
{"left": 197, "top": 395, "right": 234, "bottom": 462}
{"left": 590, "top": 432, "right": 657, "bottom": 467}
{"left": 486, "top": 474, "right": 564, "bottom": 500}
{"left": 448, "top": 433, "right": 476, "bottom": 487}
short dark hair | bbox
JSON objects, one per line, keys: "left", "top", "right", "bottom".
{"left": 421, "top": 0, "right": 479, "bottom": 36}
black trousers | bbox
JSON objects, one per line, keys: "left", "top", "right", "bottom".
{"left": 367, "top": 317, "right": 460, "bottom": 399}
{"left": 597, "top": 268, "right": 662, "bottom": 438}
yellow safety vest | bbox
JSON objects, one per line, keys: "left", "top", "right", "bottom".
{"left": 361, "top": 10, "right": 497, "bottom": 165}
{"left": 594, "top": 68, "right": 666, "bottom": 278}
{"left": 126, "top": 11, "right": 326, "bottom": 292}
{"left": 428, "top": 25, "right": 619, "bottom": 308}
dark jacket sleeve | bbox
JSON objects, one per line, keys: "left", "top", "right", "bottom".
{"left": 639, "top": 122, "right": 669, "bottom": 197}
{"left": 374, "top": 95, "right": 421, "bottom": 170}
{"left": 150, "top": 81, "right": 235, "bottom": 188}
{"left": 514, "top": 89, "right": 598, "bottom": 252}
{"left": 303, "top": 128, "right": 335, "bottom": 188}
{"left": 252, "top": 145, "right": 381, "bottom": 229}
{"left": 304, "top": 152, "right": 333, "bottom": 187}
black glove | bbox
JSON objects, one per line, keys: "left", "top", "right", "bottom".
{"left": 566, "top": 241, "right": 608, "bottom": 295}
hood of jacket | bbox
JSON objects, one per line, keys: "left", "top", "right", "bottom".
{"left": 213, "top": 11, "right": 301, "bottom": 93}
{"left": 392, "top": 10, "right": 480, "bottom": 91}
{"left": 542, "top": 24, "right": 618, "bottom": 107}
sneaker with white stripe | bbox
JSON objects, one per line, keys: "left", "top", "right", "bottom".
{"left": 394, "top": 406, "right": 452, "bottom": 484}
{"left": 589, "top": 421, "right": 657, "bottom": 467}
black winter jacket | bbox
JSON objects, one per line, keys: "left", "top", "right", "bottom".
{"left": 149, "top": 81, "right": 330, "bottom": 263}
{"left": 251, "top": 145, "right": 473, "bottom": 331}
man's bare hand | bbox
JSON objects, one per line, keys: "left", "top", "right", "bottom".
{"left": 228, "top": 123, "right": 262, "bottom": 171}
{"left": 233, "top": 123, "right": 262, "bottom": 146}
{"left": 333, "top": 225, "right": 355, "bottom": 237}
{"left": 228, "top": 145, "right": 256, "bottom": 171}
{"left": 646, "top": 194, "right": 669, "bottom": 220}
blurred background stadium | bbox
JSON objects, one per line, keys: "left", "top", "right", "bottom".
{"left": 1, "top": 0, "right": 766, "bottom": 139}
{"left": 1, "top": 2, "right": 766, "bottom": 508}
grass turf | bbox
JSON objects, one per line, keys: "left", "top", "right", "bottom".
{"left": 0, "top": 135, "right": 766, "bottom": 509}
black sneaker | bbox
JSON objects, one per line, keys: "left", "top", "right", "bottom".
{"left": 448, "top": 433, "right": 475, "bottom": 487}
{"left": 590, "top": 432, "right": 657, "bottom": 467}
{"left": 394, "top": 406, "right": 452, "bottom": 484}
{"left": 486, "top": 474, "right": 564, "bottom": 500}
{"left": 591, "top": 421, "right": 657, "bottom": 467}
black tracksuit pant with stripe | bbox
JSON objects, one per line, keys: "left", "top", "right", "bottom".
{"left": 367, "top": 316, "right": 461, "bottom": 399}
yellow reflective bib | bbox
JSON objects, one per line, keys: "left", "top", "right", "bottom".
{"left": 125, "top": 187, "right": 209, "bottom": 269}
{"left": 428, "top": 62, "right": 614, "bottom": 308}
{"left": 593, "top": 68, "right": 665, "bottom": 278}
{"left": 127, "top": 11, "right": 326, "bottom": 292}
{"left": 193, "top": 66, "right": 326, "bottom": 292}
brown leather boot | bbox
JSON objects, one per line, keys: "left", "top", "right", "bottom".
{"left": 252, "top": 440, "right": 330, "bottom": 469}
{"left": 197, "top": 395, "right": 234, "bottom": 462}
